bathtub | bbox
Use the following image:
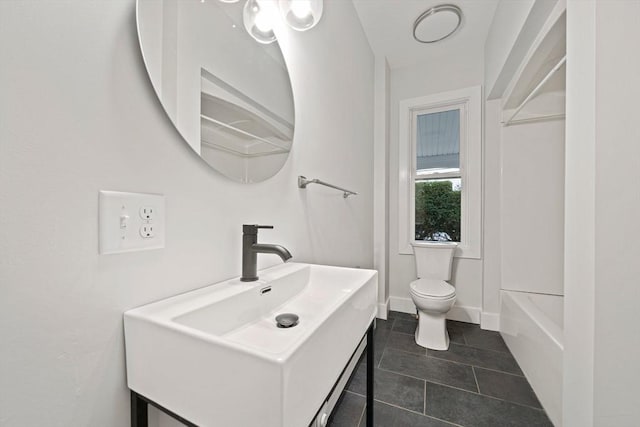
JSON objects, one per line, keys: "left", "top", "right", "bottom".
{"left": 500, "top": 290, "right": 563, "bottom": 427}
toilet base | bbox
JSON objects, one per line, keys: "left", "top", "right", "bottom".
{"left": 414, "top": 311, "right": 450, "bottom": 350}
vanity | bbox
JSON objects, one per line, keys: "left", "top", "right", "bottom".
{"left": 124, "top": 263, "right": 377, "bottom": 426}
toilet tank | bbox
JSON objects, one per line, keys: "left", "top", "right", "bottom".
{"left": 412, "top": 242, "right": 458, "bottom": 280}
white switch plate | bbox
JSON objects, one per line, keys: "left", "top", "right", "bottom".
{"left": 99, "top": 191, "right": 165, "bottom": 254}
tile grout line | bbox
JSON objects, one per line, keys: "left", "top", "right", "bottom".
{"left": 366, "top": 366, "right": 545, "bottom": 411}
{"left": 342, "top": 390, "right": 366, "bottom": 427}
{"left": 473, "top": 365, "right": 529, "bottom": 378}
{"left": 384, "top": 345, "right": 524, "bottom": 377}
{"left": 460, "top": 327, "right": 468, "bottom": 345}
{"left": 389, "top": 325, "right": 514, "bottom": 355}
{"left": 401, "top": 332, "right": 512, "bottom": 355}
{"left": 443, "top": 340, "right": 519, "bottom": 356}
{"left": 471, "top": 366, "right": 480, "bottom": 394}
{"left": 356, "top": 398, "right": 366, "bottom": 427}
{"left": 372, "top": 366, "right": 477, "bottom": 395}
{"left": 390, "top": 314, "right": 509, "bottom": 350}
{"left": 352, "top": 395, "right": 464, "bottom": 427}
{"left": 458, "top": 334, "right": 512, "bottom": 354}
{"left": 377, "top": 345, "right": 386, "bottom": 369}
{"left": 425, "top": 353, "right": 524, "bottom": 377}
{"left": 426, "top": 380, "right": 548, "bottom": 411}
{"left": 423, "top": 379, "right": 427, "bottom": 415}
{"left": 455, "top": 342, "right": 511, "bottom": 354}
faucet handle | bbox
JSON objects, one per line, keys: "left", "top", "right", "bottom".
{"left": 243, "top": 224, "right": 274, "bottom": 234}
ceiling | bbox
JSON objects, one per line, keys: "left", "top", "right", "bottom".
{"left": 352, "top": 0, "right": 500, "bottom": 69}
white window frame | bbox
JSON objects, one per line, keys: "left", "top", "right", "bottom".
{"left": 398, "top": 86, "right": 482, "bottom": 259}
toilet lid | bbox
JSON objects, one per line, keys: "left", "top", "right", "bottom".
{"left": 410, "top": 279, "right": 455, "bottom": 298}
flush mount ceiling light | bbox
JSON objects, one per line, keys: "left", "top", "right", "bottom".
{"left": 243, "top": 0, "right": 277, "bottom": 44}
{"left": 279, "top": 0, "right": 323, "bottom": 31}
{"left": 413, "top": 4, "right": 462, "bottom": 43}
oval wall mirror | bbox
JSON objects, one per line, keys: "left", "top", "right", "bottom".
{"left": 136, "top": 0, "right": 295, "bottom": 183}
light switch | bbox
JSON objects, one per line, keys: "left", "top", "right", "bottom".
{"left": 99, "top": 191, "right": 165, "bottom": 254}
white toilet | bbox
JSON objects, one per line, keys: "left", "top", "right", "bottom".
{"left": 409, "top": 242, "right": 458, "bottom": 350}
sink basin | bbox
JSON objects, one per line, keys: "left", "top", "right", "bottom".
{"left": 124, "top": 262, "right": 377, "bottom": 427}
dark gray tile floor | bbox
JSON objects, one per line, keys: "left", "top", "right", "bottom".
{"left": 328, "top": 311, "right": 553, "bottom": 427}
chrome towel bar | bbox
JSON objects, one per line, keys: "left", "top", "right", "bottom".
{"left": 298, "top": 176, "right": 358, "bottom": 198}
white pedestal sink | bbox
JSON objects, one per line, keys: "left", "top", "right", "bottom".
{"left": 124, "top": 263, "right": 378, "bottom": 427}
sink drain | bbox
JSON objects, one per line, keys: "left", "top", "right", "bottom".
{"left": 275, "top": 313, "right": 299, "bottom": 328}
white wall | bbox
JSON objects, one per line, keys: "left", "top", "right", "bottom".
{"left": 373, "top": 56, "right": 390, "bottom": 318}
{"left": 592, "top": 1, "right": 640, "bottom": 422}
{"left": 388, "top": 51, "right": 484, "bottom": 322}
{"left": 564, "top": 1, "right": 640, "bottom": 425}
{"left": 563, "top": 2, "right": 595, "bottom": 424}
{"left": 481, "top": 99, "right": 502, "bottom": 326}
{"left": 482, "top": 112, "right": 565, "bottom": 327}
{"left": 500, "top": 119, "right": 565, "bottom": 296}
{"left": 0, "top": 1, "right": 374, "bottom": 426}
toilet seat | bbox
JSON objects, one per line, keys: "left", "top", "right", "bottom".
{"left": 410, "top": 279, "right": 455, "bottom": 299}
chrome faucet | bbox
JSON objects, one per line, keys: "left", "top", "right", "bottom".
{"left": 241, "top": 224, "right": 292, "bottom": 282}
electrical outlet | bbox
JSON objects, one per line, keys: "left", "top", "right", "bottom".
{"left": 99, "top": 191, "right": 165, "bottom": 254}
{"left": 140, "top": 224, "right": 155, "bottom": 238}
{"left": 140, "top": 206, "right": 155, "bottom": 221}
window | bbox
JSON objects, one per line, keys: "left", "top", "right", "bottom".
{"left": 398, "top": 86, "right": 481, "bottom": 258}
{"left": 415, "top": 108, "right": 462, "bottom": 242}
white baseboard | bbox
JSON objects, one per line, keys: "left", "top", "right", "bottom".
{"left": 448, "top": 305, "right": 481, "bottom": 324}
{"left": 389, "top": 296, "right": 416, "bottom": 315}
{"left": 377, "top": 299, "right": 390, "bottom": 320}
{"left": 389, "top": 296, "right": 480, "bottom": 324}
{"left": 480, "top": 312, "right": 500, "bottom": 331}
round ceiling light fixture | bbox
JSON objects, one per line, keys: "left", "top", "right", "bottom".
{"left": 413, "top": 4, "right": 462, "bottom": 44}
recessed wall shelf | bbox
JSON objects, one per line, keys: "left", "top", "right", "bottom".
{"left": 501, "top": 4, "right": 566, "bottom": 126}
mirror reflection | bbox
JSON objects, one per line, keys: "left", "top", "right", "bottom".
{"left": 136, "top": 0, "right": 295, "bottom": 183}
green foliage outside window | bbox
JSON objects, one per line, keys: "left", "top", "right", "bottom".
{"left": 415, "top": 180, "right": 461, "bottom": 242}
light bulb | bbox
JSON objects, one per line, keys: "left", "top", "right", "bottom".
{"left": 279, "top": 0, "right": 323, "bottom": 31}
{"left": 254, "top": 9, "right": 272, "bottom": 32}
{"left": 243, "top": 0, "right": 277, "bottom": 44}
{"left": 290, "top": 0, "right": 311, "bottom": 18}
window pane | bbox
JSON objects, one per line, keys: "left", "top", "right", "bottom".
{"left": 416, "top": 109, "right": 460, "bottom": 171}
{"left": 415, "top": 178, "right": 461, "bottom": 242}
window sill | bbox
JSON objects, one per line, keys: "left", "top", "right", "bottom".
{"left": 399, "top": 242, "right": 481, "bottom": 260}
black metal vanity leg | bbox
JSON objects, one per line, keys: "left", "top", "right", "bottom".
{"left": 366, "top": 322, "right": 374, "bottom": 427}
{"left": 131, "top": 391, "right": 148, "bottom": 427}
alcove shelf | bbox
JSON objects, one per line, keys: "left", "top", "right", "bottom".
{"left": 501, "top": 6, "right": 566, "bottom": 126}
